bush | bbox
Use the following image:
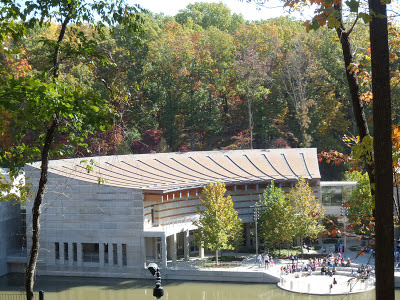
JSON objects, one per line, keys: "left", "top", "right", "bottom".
{"left": 208, "top": 255, "right": 244, "bottom": 262}
{"left": 323, "top": 238, "right": 339, "bottom": 244}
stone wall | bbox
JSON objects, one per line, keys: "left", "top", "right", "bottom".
{"left": 25, "top": 165, "right": 145, "bottom": 278}
{"left": 0, "top": 200, "right": 21, "bottom": 276}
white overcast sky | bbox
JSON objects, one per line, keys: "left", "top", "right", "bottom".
{"left": 132, "top": 0, "right": 316, "bottom": 21}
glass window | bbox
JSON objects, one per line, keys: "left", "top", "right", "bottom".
{"left": 342, "top": 186, "right": 354, "bottom": 202}
{"left": 113, "top": 244, "right": 118, "bottom": 265}
{"left": 73, "top": 243, "right": 77, "bottom": 262}
{"left": 55, "top": 243, "right": 60, "bottom": 260}
{"left": 122, "top": 244, "right": 127, "bottom": 266}
{"left": 104, "top": 243, "right": 109, "bottom": 264}
{"left": 331, "top": 187, "right": 343, "bottom": 205}
{"left": 82, "top": 243, "right": 99, "bottom": 263}
{"left": 64, "top": 243, "right": 68, "bottom": 261}
{"left": 322, "top": 187, "right": 332, "bottom": 206}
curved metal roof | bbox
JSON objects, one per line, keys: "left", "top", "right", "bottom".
{"left": 30, "top": 148, "right": 320, "bottom": 192}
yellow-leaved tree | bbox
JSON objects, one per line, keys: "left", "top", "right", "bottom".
{"left": 193, "top": 182, "right": 243, "bottom": 265}
{"left": 288, "top": 177, "right": 325, "bottom": 257}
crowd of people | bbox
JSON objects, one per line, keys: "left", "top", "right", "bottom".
{"left": 279, "top": 252, "right": 361, "bottom": 278}
{"left": 256, "top": 253, "right": 274, "bottom": 269}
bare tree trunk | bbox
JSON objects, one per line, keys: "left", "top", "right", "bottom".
{"left": 300, "top": 236, "right": 304, "bottom": 259}
{"left": 334, "top": 4, "right": 375, "bottom": 189}
{"left": 248, "top": 97, "right": 253, "bottom": 149}
{"left": 25, "top": 118, "right": 58, "bottom": 300}
{"left": 215, "top": 250, "right": 219, "bottom": 265}
{"left": 368, "top": 0, "right": 394, "bottom": 298}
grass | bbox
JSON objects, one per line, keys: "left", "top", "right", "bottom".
{"left": 268, "top": 246, "right": 322, "bottom": 258}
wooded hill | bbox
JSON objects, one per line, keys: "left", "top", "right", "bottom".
{"left": 2, "top": 2, "right": 400, "bottom": 180}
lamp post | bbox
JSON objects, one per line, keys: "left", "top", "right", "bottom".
{"left": 147, "top": 263, "right": 164, "bottom": 299}
{"left": 341, "top": 203, "right": 348, "bottom": 253}
{"left": 252, "top": 204, "right": 260, "bottom": 256}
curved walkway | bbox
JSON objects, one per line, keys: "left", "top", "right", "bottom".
{"left": 278, "top": 273, "right": 375, "bottom": 295}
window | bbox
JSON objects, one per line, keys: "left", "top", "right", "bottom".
{"left": 64, "top": 243, "right": 68, "bottom": 262}
{"left": 113, "top": 244, "right": 118, "bottom": 265}
{"left": 122, "top": 244, "right": 127, "bottom": 266}
{"left": 104, "top": 244, "right": 109, "bottom": 264}
{"left": 322, "top": 187, "right": 332, "bottom": 206}
{"left": 82, "top": 243, "right": 99, "bottom": 263}
{"left": 73, "top": 243, "right": 77, "bottom": 262}
{"left": 55, "top": 243, "right": 60, "bottom": 260}
{"left": 331, "top": 187, "right": 343, "bottom": 206}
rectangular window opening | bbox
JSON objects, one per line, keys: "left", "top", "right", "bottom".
{"left": 113, "top": 244, "right": 118, "bottom": 265}
{"left": 73, "top": 243, "right": 77, "bottom": 262}
{"left": 64, "top": 243, "right": 68, "bottom": 262}
{"left": 82, "top": 243, "right": 99, "bottom": 263}
{"left": 55, "top": 242, "right": 60, "bottom": 261}
{"left": 104, "top": 243, "right": 109, "bottom": 265}
{"left": 122, "top": 244, "right": 127, "bottom": 266}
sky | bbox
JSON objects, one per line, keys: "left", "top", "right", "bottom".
{"left": 132, "top": 0, "right": 316, "bottom": 21}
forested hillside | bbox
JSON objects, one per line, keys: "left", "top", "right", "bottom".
{"left": 2, "top": 2, "right": 400, "bottom": 179}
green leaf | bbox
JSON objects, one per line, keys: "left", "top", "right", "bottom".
{"left": 309, "top": 19, "right": 320, "bottom": 31}
{"left": 346, "top": 0, "right": 360, "bottom": 13}
{"left": 327, "top": 14, "right": 341, "bottom": 29}
{"left": 359, "top": 12, "right": 373, "bottom": 23}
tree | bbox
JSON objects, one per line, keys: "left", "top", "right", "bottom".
{"left": 258, "top": 181, "right": 292, "bottom": 254}
{"left": 234, "top": 47, "right": 270, "bottom": 149}
{"left": 193, "top": 182, "right": 243, "bottom": 265}
{"left": 287, "top": 178, "right": 325, "bottom": 256}
{"left": 369, "top": 0, "right": 394, "bottom": 297}
{"left": 0, "top": 1, "right": 144, "bottom": 299}
{"left": 280, "top": 39, "right": 315, "bottom": 147}
{"left": 242, "top": 0, "right": 393, "bottom": 297}
{"left": 175, "top": 2, "right": 245, "bottom": 33}
{"left": 344, "top": 171, "right": 374, "bottom": 236}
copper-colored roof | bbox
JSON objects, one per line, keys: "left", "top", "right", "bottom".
{"left": 30, "top": 148, "right": 320, "bottom": 192}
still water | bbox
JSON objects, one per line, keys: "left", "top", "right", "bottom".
{"left": 0, "top": 274, "right": 396, "bottom": 300}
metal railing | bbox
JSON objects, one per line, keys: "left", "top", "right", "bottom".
{"left": 0, "top": 290, "right": 43, "bottom": 300}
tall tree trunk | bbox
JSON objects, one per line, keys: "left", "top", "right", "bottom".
{"left": 300, "top": 236, "right": 304, "bottom": 259}
{"left": 368, "top": 0, "right": 394, "bottom": 298}
{"left": 248, "top": 96, "right": 253, "bottom": 149}
{"left": 215, "top": 250, "right": 219, "bottom": 265}
{"left": 25, "top": 118, "right": 59, "bottom": 300}
{"left": 334, "top": 4, "right": 375, "bottom": 189}
{"left": 25, "top": 11, "right": 70, "bottom": 299}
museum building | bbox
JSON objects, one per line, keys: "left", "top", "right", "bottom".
{"left": 8, "top": 148, "right": 321, "bottom": 278}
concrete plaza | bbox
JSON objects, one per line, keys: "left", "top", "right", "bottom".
{"left": 164, "top": 240, "right": 379, "bottom": 295}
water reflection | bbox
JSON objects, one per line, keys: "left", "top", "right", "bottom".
{"left": 0, "top": 274, "right": 390, "bottom": 300}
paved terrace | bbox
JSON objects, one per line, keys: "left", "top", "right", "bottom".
{"left": 162, "top": 242, "right": 382, "bottom": 295}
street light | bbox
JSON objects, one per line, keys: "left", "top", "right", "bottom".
{"left": 252, "top": 204, "right": 260, "bottom": 256}
{"left": 147, "top": 263, "right": 164, "bottom": 299}
{"left": 341, "top": 203, "right": 348, "bottom": 253}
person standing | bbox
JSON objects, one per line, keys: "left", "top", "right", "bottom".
{"left": 264, "top": 254, "right": 269, "bottom": 269}
{"left": 257, "top": 254, "right": 263, "bottom": 267}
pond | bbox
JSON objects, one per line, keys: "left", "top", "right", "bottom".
{"left": 0, "top": 274, "right": 392, "bottom": 300}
